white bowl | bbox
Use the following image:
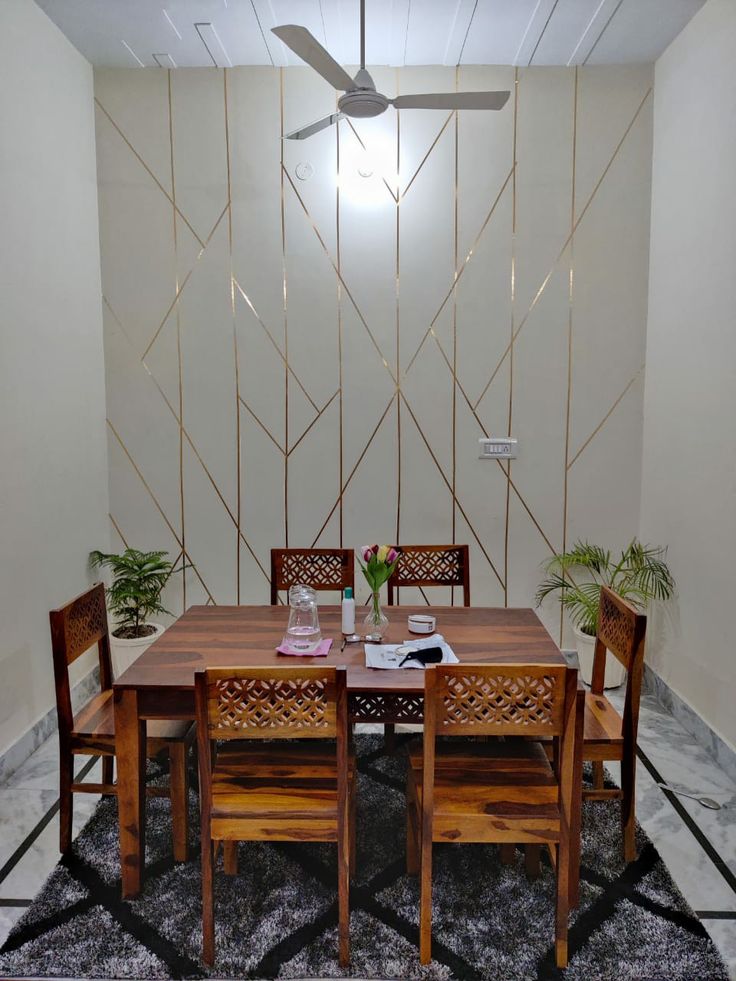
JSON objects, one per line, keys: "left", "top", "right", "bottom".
{"left": 407, "top": 614, "right": 436, "bottom": 634}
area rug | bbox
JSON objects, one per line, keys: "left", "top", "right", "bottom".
{"left": 0, "top": 736, "right": 729, "bottom": 980}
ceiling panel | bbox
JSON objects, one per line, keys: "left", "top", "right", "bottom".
{"left": 35, "top": 0, "right": 707, "bottom": 69}
{"left": 459, "top": 0, "right": 538, "bottom": 65}
{"left": 586, "top": 0, "right": 707, "bottom": 64}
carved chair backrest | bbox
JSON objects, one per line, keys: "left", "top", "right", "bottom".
{"left": 49, "top": 583, "right": 112, "bottom": 740}
{"left": 270, "top": 549, "right": 354, "bottom": 605}
{"left": 387, "top": 544, "right": 470, "bottom": 606}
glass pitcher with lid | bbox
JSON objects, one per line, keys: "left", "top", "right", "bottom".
{"left": 283, "top": 583, "right": 321, "bottom": 652}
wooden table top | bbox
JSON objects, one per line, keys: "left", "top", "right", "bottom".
{"left": 113, "top": 605, "right": 563, "bottom": 693}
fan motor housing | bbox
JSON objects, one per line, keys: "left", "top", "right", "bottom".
{"left": 338, "top": 90, "right": 388, "bottom": 118}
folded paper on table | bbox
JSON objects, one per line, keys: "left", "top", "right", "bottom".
{"left": 276, "top": 637, "right": 333, "bottom": 657}
{"left": 365, "top": 633, "right": 459, "bottom": 670}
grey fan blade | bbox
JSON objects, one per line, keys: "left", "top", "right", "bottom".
{"left": 391, "top": 91, "right": 511, "bottom": 111}
{"left": 283, "top": 112, "right": 344, "bottom": 140}
{"left": 272, "top": 25, "right": 355, "bottom": 91}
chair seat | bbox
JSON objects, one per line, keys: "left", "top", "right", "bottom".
{"left": 71, "top": 689, "right": 191, "bottom": 747}
{"left": 210, "top": 741, "right": 355, "bottom": 828}
{"left": 583, "top": 691, "right": 624, "bottom": 752}
{"left": 408, "top": 739, "right": 560, "bottom": 842}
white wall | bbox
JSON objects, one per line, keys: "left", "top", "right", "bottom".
{"left": 0, "top": 0, "right": 109, "bottom": 757}
{"left": 95, "top": 64, "right": 652, "bottom": 641}
{"left": 642, "top": 0, "right": 736, "bottom": 748}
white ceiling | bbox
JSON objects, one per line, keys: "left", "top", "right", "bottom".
{"left": 36, "top": 0, "right": 705, "bottom": 69}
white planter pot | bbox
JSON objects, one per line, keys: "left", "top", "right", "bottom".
{"left": 111, "top": 622, "right": 165, "bottom": 679}
{"left": 574, "top": 626, "right": 626, "bottom": 689}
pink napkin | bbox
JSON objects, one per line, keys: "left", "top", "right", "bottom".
{"left": 276, "top": 637, "right": 333, "bottom": 657}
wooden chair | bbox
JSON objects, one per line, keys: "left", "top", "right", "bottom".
{"left": 407, "top": 663, "right": 579, "bottom": 968}
{"left": 195, "top": 665, "right": 354, "bottom": 967}
{"left": 270, "top": 548, "right": 354, "bottom": 605}
{"left": 387, "top": 544, "right": 470, "bottom": 607}
{"left": 49, "top": 583, "right": 194, "bottom": 858}
{"left": 583, "top": 586, "right": 647, "bottom": 862}
{"left": 385, "top": 545, "right": 470, "bottom": 747}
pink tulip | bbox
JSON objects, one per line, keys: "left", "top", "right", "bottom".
{"left": 387, "top": 547, "right": 399, "bottom": 565}
{"left": 361, "top": 546, "right": 373, "bottom": 563}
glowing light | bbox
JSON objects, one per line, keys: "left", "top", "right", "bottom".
{"left": 338, "top": 128, "right": 398, "bottom": 207}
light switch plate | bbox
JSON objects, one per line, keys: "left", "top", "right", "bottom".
{"left": 478, "top": 437, "right": 517, "bottom": 460}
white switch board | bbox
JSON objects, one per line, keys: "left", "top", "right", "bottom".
{"left": 478, "top": 437, "right": 517, "bottom": 460}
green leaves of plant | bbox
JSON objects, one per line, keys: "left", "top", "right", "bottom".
{"left": 90, "top": 548, "right": 180, "bottom": 636}
{"left": 535, "top": 538, "right": 675, "bottom": 635}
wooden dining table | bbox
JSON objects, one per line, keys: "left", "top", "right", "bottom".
{"left": 113, "top": 604, "right": 584, "bottom": 902}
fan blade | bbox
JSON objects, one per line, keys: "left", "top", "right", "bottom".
{"left": 272, "top": 25, "right": 355, "bottom": 91}
{"left": 283, "top": 112, "right": 344, "bottom": 141}
{"left": 391, "top": 91, "right": 511, "bottom": 111}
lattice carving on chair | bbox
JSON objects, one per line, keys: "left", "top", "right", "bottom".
{"left": 438, "top": 673, "right": 558, "bottom": 728}
{"left": 395, "top": 548, "right": 464, "bottom": 585}
{"left": 349, "top": 692, "right": 425, "bottom": 724}
{"left": 63, "top": 589, "right": 107, "bottom": 661}
{"left": 276, "top": 552, "right": 348, "bottom": 590}
{"left": 598, "top": 592, "right": 636, "bottom": 663}
{"left": 211, "top": 677, "right": 332, "bottom": 732}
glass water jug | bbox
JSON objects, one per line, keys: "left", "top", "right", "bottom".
{"left": 283, "top": 584, "right": 321, "bottom": 652}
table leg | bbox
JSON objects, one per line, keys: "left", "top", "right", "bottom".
{"left": 114, "top": 688, "right": 147, "bottom": 898}
{"left": 569, "top": 686, "right": 585, "bottom": 908}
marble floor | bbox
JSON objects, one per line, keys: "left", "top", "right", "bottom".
{"left": 0, "top": 689, "right": 734, "bottom": 979}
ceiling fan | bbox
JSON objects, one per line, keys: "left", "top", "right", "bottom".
{"left": 272, "top": 0, "right": 511, "bottom": 140}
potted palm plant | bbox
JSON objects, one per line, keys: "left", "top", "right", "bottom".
{"left": 90, "top": 548, "right": 179, "bottom": 676}
{"left": 535, "top": 540, "right": 675, "bottom": 688}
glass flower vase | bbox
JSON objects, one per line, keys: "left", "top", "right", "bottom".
{"left": 364, "top": 589, "right": 389, "bottom": 640}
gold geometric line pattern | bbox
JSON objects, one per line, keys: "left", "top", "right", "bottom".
{"left": 309, "top": 395, "right": 397, "bottom": 549}
{"left": 109, "top": 513, "right": 130, "bottom": 549}
{"left": 239, "top": 395, "right": 286, "bottom": 456}
{"left": 141, "top": 201, "right": 230, "bottom": 362}
{"left": 400, "top": 392, "right": 505, "bottom": 589}
{"left": 94, "top": 97, "right": 206, "bottom": 250}
{"left": 561, "top": 66, "right": 579, "bottom": 642}
{"left": 232, "top": 276, "right": 319, "bottom": 412}
{"left": 288, "top": 390, "right": 340, "bottom": 458}
{"left": 567, "top": 365, "right": 644, "bottom": 471}
{"left": 402, "top": 164, "right": 515, "bottom": 380}
{"left": 400, "top": 110, "right": 456, "bottom": 201}
{"left": 473, "top": 85, "right": 652, "bottom": 411}
{"left": 504, "top": 68, "right": 520, "bottom": 606}
{"left": 283, "top": 165, "right": 398, "bottom": 385}
{"left": 105, "top": 419, "right": 216, "bottom": 603}
{"left": 104, "top": 294, "right": 270, "bottom": 588}
{"left": 166, "top": 69, "right": 186, "bottom": 611}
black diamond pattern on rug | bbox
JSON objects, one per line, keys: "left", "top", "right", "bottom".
{"left": 0, "top": 735, "right": 729, "bottom": 980}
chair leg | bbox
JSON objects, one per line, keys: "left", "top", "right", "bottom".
{"left": 223, "top": 841, "right": 238, "bottom": 876}
{"left": 102, "top": 755, "right": 114, "bottom": 795}
{"left": 592, "top": 760, "right": 604, "bottom": 790}
{"left": 525, "top": 844, "right": 541, "bottom": 880}
{"left": 168, "top": 742, "right": 189, "bottom": 862}
{"left": 59, "top": 751, "right": 74, "bottom": 854}
{"left": 384, "top": 723, "right": 396, "bottom": 754}
{"left": 499, "top": 843, "right": 515, "bottom": 865}
{"left": 621, "top": 755, "right": 637, "bottom": 863}
{"left": 406, "top": 801, "right": 419, "bottom": 875}
{"left": 555, "top": 835, "right": 570, "bottom": 969}
{"left": 202, "top": 838, "right": 215, "bottom": 965}
{"left": 349, "top": 781, "right": 357, "bottom": 876}
{"left": 338, "top": 798, "right": 350, "bottom": 966}
{"left": 419, "top": 828, "right": 433, "bottom": 964}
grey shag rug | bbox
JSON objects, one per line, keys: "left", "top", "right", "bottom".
{"left": 0, "top": 735, "right": 729, "bottom": 980}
